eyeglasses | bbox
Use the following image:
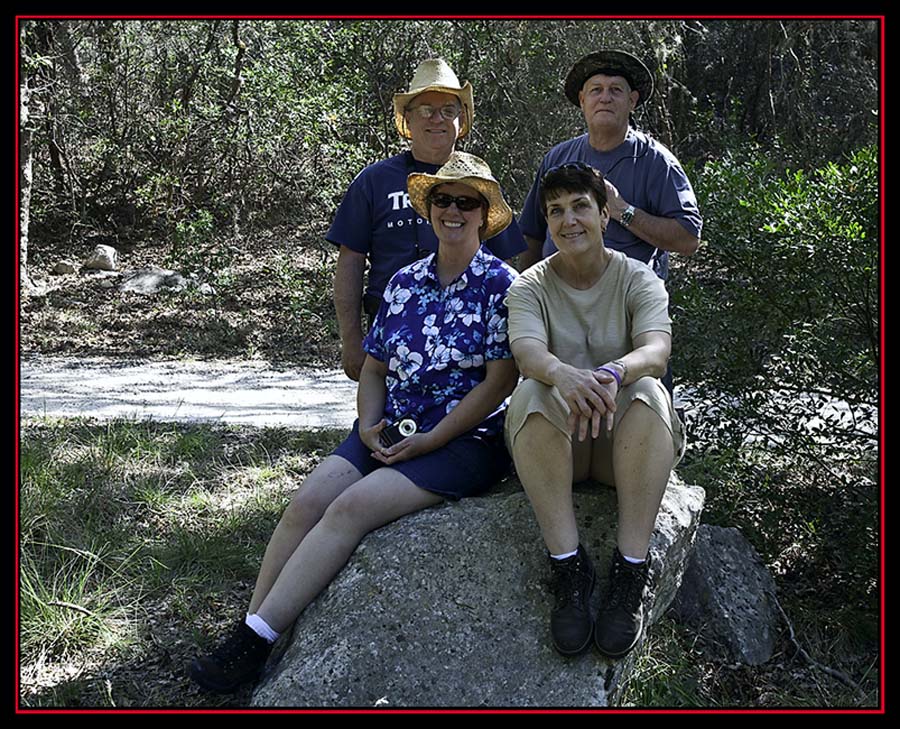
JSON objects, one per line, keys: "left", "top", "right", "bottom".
{"left": 428, "top": 192, "right": 483, "bottom": 211}
{"left": 406, "top": 103, "right": 462, "bottom": 122}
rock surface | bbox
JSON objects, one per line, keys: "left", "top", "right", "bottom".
{"left": 671, "top": 524, "right": 780, "bottom": 665}
{"left": 120, "top": 266, "right": 188, "bottom": 294}
{"left": 51, "top": 260, "right": 78, "bottom": 275}
{"left": 83, "top": 244, "right": 118, "bottom": 271}
{"left": 251, "top": 475, "right": 705, "bottom": 708}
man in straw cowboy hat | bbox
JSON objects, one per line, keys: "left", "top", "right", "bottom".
{"left": 191, "top": 151, "right": 518, "bottom": 695}
{"left": 517, "top": 50, "right": 702, "bottom": 284}
{"left": 329, "top": 58, "right": 526, "bottom": 381}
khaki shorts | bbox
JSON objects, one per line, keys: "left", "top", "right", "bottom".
{"left": 504, "top": 376, "right": 685, "bottom": 475}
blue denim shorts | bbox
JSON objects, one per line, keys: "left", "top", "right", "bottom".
{"left": 333, "top": 420, "right": 511, "bottom": 500}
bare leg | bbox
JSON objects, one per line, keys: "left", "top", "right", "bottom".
{"left": 248, "top": 455, "right": 362, "bottom": 614}
{"left": 598, "top": 400, "right": 673, "bottom": 560}
{"left": 254, "top": 468, "right": 442, "bottom": 632}
{"left": 511, "top": 412, "right": 580, "bottom": 555}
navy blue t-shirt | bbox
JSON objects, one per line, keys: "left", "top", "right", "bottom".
{"left": 327, "top": 152, "right": 527, "bottom": 299}
{"left": 519, "top": 130, "right": 702, "bottom": 280}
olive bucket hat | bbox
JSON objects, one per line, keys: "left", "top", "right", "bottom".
{"left": 393, "top": 58, "right": 475, "bottom": 139}
{"left": 564, "top": 49, "right": 654, "bottom": 108}
{"left": 407, "top": 152, "right": 512, "bottom": 240}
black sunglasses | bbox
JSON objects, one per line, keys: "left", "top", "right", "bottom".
{"left": 428, "top": 192, "right": 484, "bottom": 211}
{"left": 541, "top": 161, "right": 601, "bottom": 181}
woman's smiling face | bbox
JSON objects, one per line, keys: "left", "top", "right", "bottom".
{"left": 430, "top": 182, "right": 486, "bottom": 244}
{"left": 545, "top": 189, "right": 609, "bottom": 254}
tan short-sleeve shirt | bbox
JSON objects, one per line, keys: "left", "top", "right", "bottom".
{"left": 506, "top": 249, "right": 671, "bottom": 367}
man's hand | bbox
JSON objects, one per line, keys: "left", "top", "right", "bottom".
{"left": 341, "top": 337, "right": 366, "bottom": 381}
{"left": 602, "top": 181, "right": 700, "bottom": 255}
{"left": 604, "top": 178, "right": 628, "bottom": 221}
{"left": 334, "top": 245, "right": 368, "bottom": 380}
{"left": 517, "top": 234, "right": 544, "bottom": 271}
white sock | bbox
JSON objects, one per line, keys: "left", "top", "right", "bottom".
{"left": 550, "top": 549, "right": 579, "bottom": 561}
{"left": 245, "top": 613, "right": 280, "bottom": 644}
{"left": 622, "top": 554, "right": 646, "bottom": 565}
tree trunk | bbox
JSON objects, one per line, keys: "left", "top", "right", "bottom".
{"left": 19, "top": 54, "right": 35, "bottom": 291}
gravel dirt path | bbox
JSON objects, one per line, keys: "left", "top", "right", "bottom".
{"left": 19, "top": 355, "right": 358, "bottom": 430}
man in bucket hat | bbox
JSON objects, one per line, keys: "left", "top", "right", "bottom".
{"left": 328, "top": 58, "right": 527, "bottom": 381}
{"left": 518, "top": 50, "right": 702, "bottom": 284}
{"left": 511, "top": 50, "right": 701, "bottom": 661}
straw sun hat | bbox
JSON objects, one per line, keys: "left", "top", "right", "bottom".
{"left": 393, "top": 58, "right": 474, "bottom": 139}
{"left": 407, "top": 152, "right": 512, "bottom": 240}
{"left": 564, "top": 49, "right": 655, "bottom": 108}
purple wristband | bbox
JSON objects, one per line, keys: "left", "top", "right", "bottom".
{"left": 594, "top": 365, "right": 622, "bottom": 387}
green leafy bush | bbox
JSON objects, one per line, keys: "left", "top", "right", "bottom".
{"left": 671, "top": 144, "right": 879, "bottom": 663}
{"left": 22, "top": 19, "right": 878, "bottom": 260}
{"left": 673, "top": 143, "right": 877, "bottom": 453}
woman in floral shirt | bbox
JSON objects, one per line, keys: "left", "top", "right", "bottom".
{"left": 191, "top": 152, "right": 519, "bottom": 694}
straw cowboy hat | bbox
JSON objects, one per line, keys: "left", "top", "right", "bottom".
{"left": 564, "top": 49, "right": 655, "bottom": 108}
{"left": 393, "top": 58, "right": 474, "bottom": 139}
{"left": 407, "top": 152, "right": 512, "bottom": 240}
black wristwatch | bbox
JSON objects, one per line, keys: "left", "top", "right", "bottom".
{"left": 620, "top": 204, "right": 636, "bottom": 229}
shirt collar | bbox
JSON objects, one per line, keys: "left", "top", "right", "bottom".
{"left": 416, "top": 245, "right": 490, "bottom": 288}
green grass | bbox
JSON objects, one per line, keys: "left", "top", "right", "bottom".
{"left": 19, "top": 416, "right": 345, "bottom": 708}
{"left": 621, "top": 614, "right": 879, "bottom": 709}
{"left": 663, "top": 438, "right": 881, "bottom": 709}
{"left": 621, "top": 619, "right": 718, "bottom": 708}
{"left": 18, "top": 416, "right": 879, "bottom": 709}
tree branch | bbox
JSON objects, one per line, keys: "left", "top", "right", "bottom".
{"left": 771, "top": 592, "right": 869, "bottom": 700}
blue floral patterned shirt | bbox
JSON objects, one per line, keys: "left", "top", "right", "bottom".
{"left": 363, "top": 245, "right": 518, "bottom": 438}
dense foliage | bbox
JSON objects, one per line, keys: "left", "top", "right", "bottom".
{"left": 674, "top": 144, "right": 878, "bottom": 452}
{"left": 670, "top": 145, "right": 879, "bottom": 660}
{"left": 20, "top": 19, "right": 879, "bottom": 250}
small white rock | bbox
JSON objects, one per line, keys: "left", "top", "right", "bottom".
{"left": 84, "top": 244, "right": 119, "bottom": 271}
{"left": 52, "top": 260, "right": 78, "bottom": 275}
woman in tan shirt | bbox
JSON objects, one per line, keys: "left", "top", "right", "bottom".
{"left": 505, "top": 161, "right": 684, "bottom": 660}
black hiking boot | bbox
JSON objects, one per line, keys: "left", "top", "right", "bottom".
{"left": 594, "top": 548, "right": 652, "bottom": 659}
{"left": 548, "top": 545, "right": 596, "bottom": 655}
{"left": 190, "top": 620, "right": 273, "bottom": 694}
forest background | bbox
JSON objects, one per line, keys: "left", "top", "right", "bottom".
{"left": 18, "top": 17, "right": 882, "bottom": 709}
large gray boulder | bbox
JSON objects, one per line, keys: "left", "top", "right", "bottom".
{"left": 671, "top": 524, "right": 780, "bottom": 665}
{"left": 251, "top": 475, "right": 705, "bottom": 708}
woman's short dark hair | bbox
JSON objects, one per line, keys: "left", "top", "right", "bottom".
{"left": 538, "top": 162, "right": 608, "bottom": 217}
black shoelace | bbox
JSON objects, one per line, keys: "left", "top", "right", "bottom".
{"left": 212, "top": 626, "right": 263, "bottom": 667}
{"left": 605, "top": 561, "right": 647, "bottom": 611}
{"left": 552, "top": 558, "right": 591, "bottom": 609}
